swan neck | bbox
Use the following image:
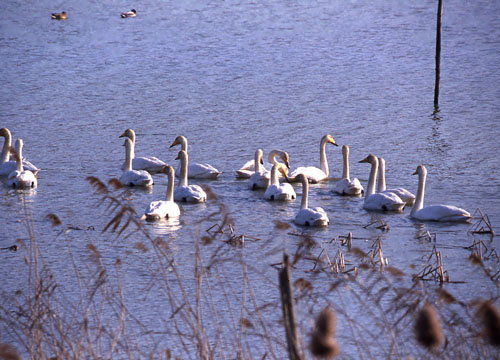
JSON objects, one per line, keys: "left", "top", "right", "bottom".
{"left": 270, "top": 165, "right": 279, "bottom": 185}
{"left": 342, "top": 149, "right": 349, "bottom": 179}
{"left": 366, "top": 159, "right": 378, "bottom": 197}
{"left": 411, "top": 170, "right": 426, "bottom": 216}
{"left": 1, "top": 130, "right": 12, "bottom": 164}
{"left": 180, "top": 154, "right": 188, "bottom": 187}
{"left": 254, "top": 151, "right": 263, "bottom": 173}
{"left": 319, "top": 138, "right": 329, "bottom": 176}
{"left": 124, "top": 143, "right": 133, "bottom": 171}
{"left": 15, "top": 141, "right": 23, "bottom": 172}
{"left": 166, "top": 168, "right": 175, "bottom": 201}
{"left": 180, "top": 136, "right": 188, "bottom": 152}
{"left": 377, "top": 159, "right": 386, "bottom": 192}
{"left": 300, "top": 176, "right": 309, "bottom": 210}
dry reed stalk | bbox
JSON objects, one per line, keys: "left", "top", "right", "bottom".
{"left": 468, "top": 208, "right": 495, "bottom": 235}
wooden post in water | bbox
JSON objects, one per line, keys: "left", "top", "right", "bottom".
{"left": 434, "top": 0, "right": 444, "bottom": 106}
{"left": 279, "top": 252, "right": 302, "bottom": 360}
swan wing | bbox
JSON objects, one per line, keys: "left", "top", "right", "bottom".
{"left": 174, "top": 185, "right": 207, "bottom": 203}
{"left": 248, "top": 171, "right": 270, "bottom": 190}
{"left": 264, "top": 183, "right": 296, "bottom": 201}
{"left": 289, "top": 166, "right": 327, "bottom": 183}
{"left": 294, "top": 208, "right": 329, "bottom": 227}
{"left": 175, "top": 162, "right": 221, "bottom": 179}
{"left": 120, "top": 170, "right": 153, "bottom": 187}
{"left": 384, "top": 188, "right": 415, "bottom": 206}
{"left": 364, "top": 192, "right": 405, "bottom": 212}
{"left": 7, "top": 170, "right": 37, "bottom": 189}
{"left": 131, "top": 157, "right": 166, "bottom": 174}
{"left": 0, "top": 161, "right": 16, "bottom": 176}
{"left": 145, "top": 200, "right": 180, "bottom": 220}
{"left": 412, "top": 205, "right": 471, "bottom": 222}
{"left": 333, "top": 178, "right": 364, "bottom": 196}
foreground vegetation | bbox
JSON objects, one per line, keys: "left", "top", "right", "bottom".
{"left": 1, "top": 178, "right": 499, "bottom": 359}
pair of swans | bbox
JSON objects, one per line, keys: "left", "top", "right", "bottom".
{"left": 0, "top": 128, "right": 39, "bottom": 177}
{"left": 6, "top": 139, "right": 37, "bottom": 189}
{"left": 174, "top": 150, "right": 207, "bottom": 203}
{"left": 248, "top": 149, "right": 290, "bottom": 190}
{"left": 120, "top": 138, "right": 154, "bottom": 187}
{"left": 144, "top": 165, "right": 180, "bottom": 221}
{"left": 294, "top": 173, "right": 329, "bottom": 226}
{"left": 170, "top": 135, "right": 221, "bottom": 179}
{"left": 120, "top": 129, "right": 166, "bottom": 174}
{"left": 264, "top": 163, "right": 296, "bottom": 201}
{"left": 332, "top": 145, "right": 364, "bottom": 196}
{"left": 411, "top": 165, "right": 471, "bottom": 222}
{"left": 237, "top": 149, "right": 290, "bottom": 179}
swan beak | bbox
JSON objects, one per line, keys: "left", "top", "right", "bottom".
{"left": 119, "top": 131, "right": 127, "bottom": 138}
{"left": 412, "top": 169, "right": 418, "bottom": 175}
{"left": 359, "top": 157, "right": 369, "bottom": 163}
{"left": 169, "top": 139, "right": 179, "bottom": 148}
{"left": 139, "top": 214, "right": 147, "bottom": 221}
{"left": 331, "top": 140, "right": 338, "bottom": 146}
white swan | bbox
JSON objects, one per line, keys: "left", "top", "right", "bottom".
{"left": 264, "top": 163, "right": 296, "bottom": 201}
{"left": 0, "top": 128, "right": 39, "bottom": 176}
{"left": 236, "top": 149, "right": 290, "bottom": 179}
{"left": 169, "top": 135, "right": 221, "bottom": 179}
{"left": 7, "top": 139, "right": 37, "bottom": 189}
{"left": 294, "top": 173, "right": 329, "bottom": 226}
{"left": 119, "top": 129, "right": 166, "bottom": 174}
{"left": 289, "top": 134, "right": 338, "bottom": 183}
{"left": 377, "top": 157, "right": 415, "bottom": 206}
{"left": 410, "top": 165, "right": 471, "bottom": 222}
{"left": 144, "top": 165, "right": 180, "bottom": 221}
{"left": 120, "top": 138, "right": 154, "bottom": 187}
{"left": 174, "top": 150, "right": 207, "bottom": 203}
{"left": 333, "top": 145, "right": 364, "bottom": 196}
{"left": 248, "top": 149, "right": 270, "bottom": 190}
{"left": 359, "top": 154, "right": 405, "bottom": 212}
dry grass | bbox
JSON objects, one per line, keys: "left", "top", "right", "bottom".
{"left": 0, "top": 179, "right": 499, "bottom": 359}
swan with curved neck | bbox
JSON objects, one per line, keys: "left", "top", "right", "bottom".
{"left": 0, "top": 128, "right": 39, "bottom": 176}
{"left": 333, "top": 145, "right": 364, "bottom": 196}
{"left": 248, "top": 149, "right": 270, "bottom": 189}
{"left": 377, "top": 157, "right": 415, "bottom": 206}
{"left": 359, "top": 154, "right": 405, "bottom": 212}
{"left": 236, "top": 149, "right": 290, "bottom": 179}
{"left": 119, "top": 128, "right": 166, "bottom": 174}
{"left": 174, "top": 150, "right": 207, "bottom": 203}
{"left": 289, "top": 134, "right": 338, "bottom": 183}
{"left": 144, "top": 165, "right": 180, "bottom": 221}
{"left": 294, "top": 173, "right": 329, "bottom": 226}
{"left": 170, "top": 135, "right": 221, "bottom": 179}
{"left": 120, "top": 138, "right": 154, "bottom": 187}
{"left": 410, "top": 165, "right": 471, "bottom": 222}
{"left": 7, "top": 139, "right": 37, "bottom": 189}
{"left": 264, "top": 163, "right": 296, "bottom": 201}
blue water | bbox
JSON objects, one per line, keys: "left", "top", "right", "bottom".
{"left": 1, "top": 0, "right": 499, "bottom": 357}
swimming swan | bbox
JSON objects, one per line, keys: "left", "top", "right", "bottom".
{"left": 144, "top": 165, "right": 180, "bottom": 221}
{"left": 410, "top": 165, "right": 471, "bottom": 222}
{"left": 333, "top": 145, "right": 364, "bottom": 196}
{"left": 236, "top": 149, "right": 290, "bottom": 179}
{"left": 169, "top": 135, "right": 221, "bottom": 179}
{"left": 359, "top": 154, "right": 405, "bottom": 212}
{"left": 174, "top": 150, "right": 207, "bottom": 203}
{"left": 264, "top": 163, "right": 296, "bottom": 201}
{"left": 289, "top": 134, "right": 338, "bottom": 183}
{"left": 377, "top": 157, "right": 415, "bottom": 206}
{"left": 120, "top": 138, "right": 154, "bottom": 187}
{"left": 294, "top": 173, "right": 329, "bottom": 226}
{"left": 0, "top": 128, "right": 39, "bottom": 176}
{"left": 121, "top": 9, "right": 137, "bottom": 18}
{"left": 119, "top": 129, "right": 166, "bottom": 174}
{"left": 7, "top": 139, "right": 37, "bottom": 189}
{"left": 248, "top": 149, "right": 270, "bottom": 190}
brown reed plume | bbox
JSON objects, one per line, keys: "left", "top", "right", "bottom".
{"left": 310, "top": 306, "right": 340, "bottom": 358}
{"left": 476, "top": 301, "right": 500, "bottom": 346}
{"left": 414, "top": 303, "right": 444, "bottom": 349}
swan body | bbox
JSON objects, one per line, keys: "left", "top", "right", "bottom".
{"left": 144, "top": 166, "right": 180, "bottom": 221}
{"left": 377, "top": 157, "right": 415, "bottom": 206}
{"left": 120, "top": 138, "right": 153, "bottom": 187}
{"left": 0, "top": 128, "right": 39, "bottom": 176}
{"left": 119, "top": 129, "right": 166, "bottom": 174}
{"left": 174, "top": 150, "right": 207, "bottom": 203}
{"left": 170, "top": 135, "right": 221, "bottom": 179}
{"left": 289, "top": 134, "right": 338, "bottom": 183}
{"left": 236, "top": 149, "right": 290, "bottom": 179}
{"left": 294, "top": 174, "right": 329, "bottom": 226}
{"left": 248, "top": 149, "right": 270, "bottom": 190}
{"left": 333, "top": 145, "right": 364, "bottom": 196}
{"left": 359, "top": 155, "right": 405, "bottom": 212}
{"left": 410, "top": 165, "right": 471, "bottom": 222}
{"left": 7, "top": 139, "right": 37, "bottom": 189}
{"left": 121, "top": 9, "right": 136, "bottom": 18}
{"left": 264, "top": 163, "right": 296, "bottom": 201}
{"left": 51, "top": 11, "right": 67, "bottom": 20}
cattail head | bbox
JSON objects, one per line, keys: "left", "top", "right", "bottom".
{"left": 310, "top": 306, "right": 340, "bottom": 358}
{"left": 477, "top": 301, "right": 500, "bottom": 346}
{"left": 415, "top": 303, "right": 444, "bottom": 349}
{"left": 0, "top": 343, "right": 21, "bottom": 360}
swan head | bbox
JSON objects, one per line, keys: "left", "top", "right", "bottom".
{"left": 323, "top": 134, "right": 338, "bottom": 147}
{"left": 119, "top": 129, "right": 135, "bottom": 141}
{"left": 359, "top": 154, "right": 377, "bottom": 165}
{"left": 277, "top": 163, "right": 289, "bottom": 180}
{"left": 161, "top": 165, "right": 175, "bottom": 176}
{"left": 0, "top": 128, "right": 11, "bottom": 138}
{"left": 342, "top": 144, "right": 349, "bottom": 156}
{"left": 413, "top": 165, "right": 427, "bottom": 176}
{"left": 169, "top": 135, "right": 186, "bottom": 148}
{"left": 269, "top": 149, "right": 290, "bottom": 169}
{"left": 175, "top": 150, "right": 188, "bottom": 161}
